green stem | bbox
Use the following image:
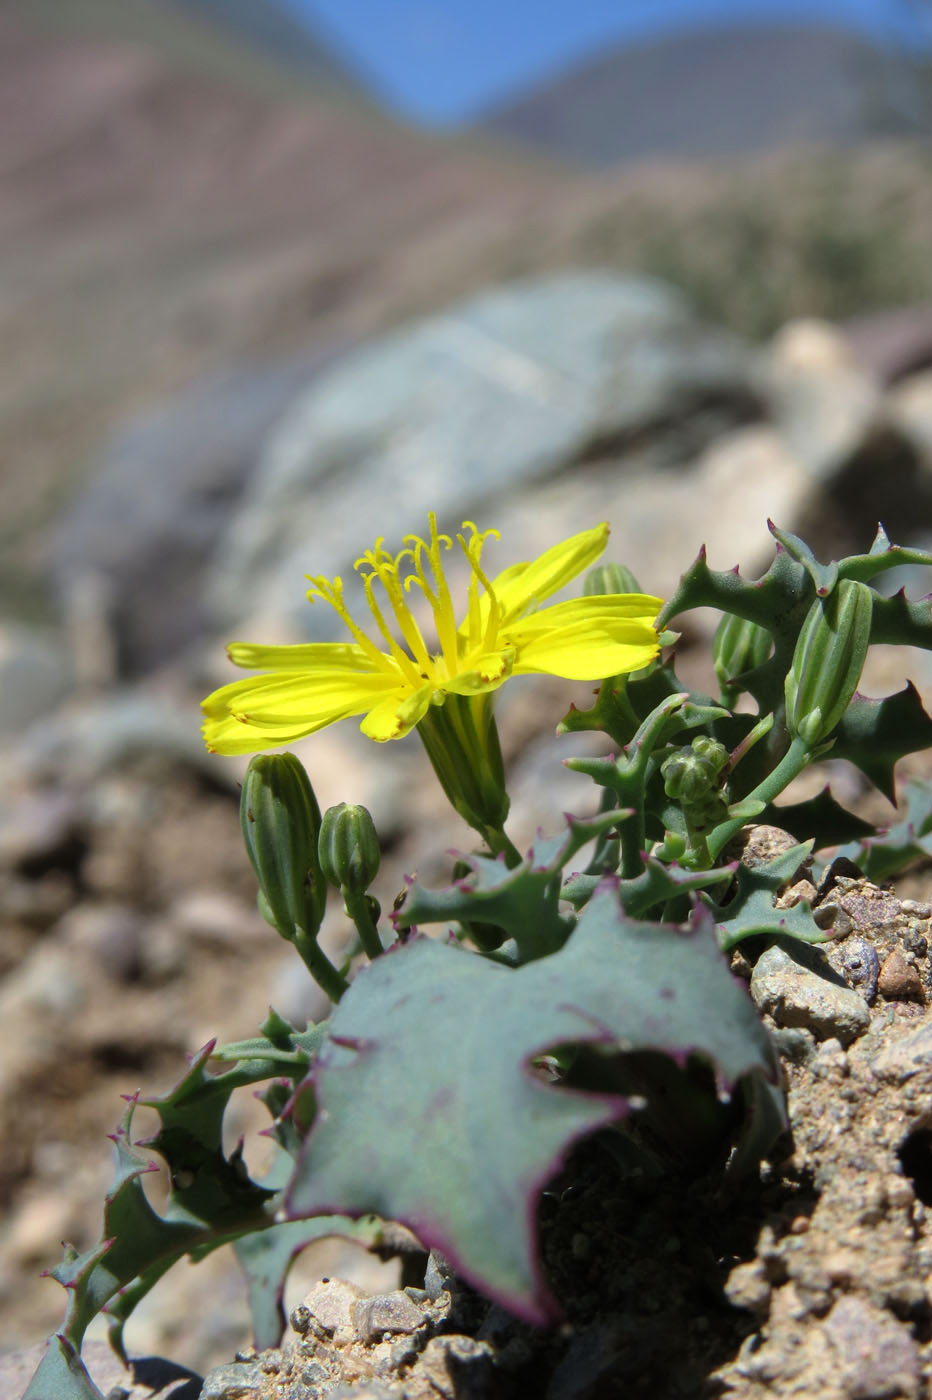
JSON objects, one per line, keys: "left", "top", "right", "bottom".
{"left": 479, "top": 823, "right": 523, "bottom": 868}
{"left": 707, "top": 735, "right": 812, "bottom": 862}
{"left": 682, "top": 812, "right": 713, "bottom": 870}
{"left": 617, "top": 809, "right": 646, "bottom": 880}
{"left": 292, "top": 927, "right": 349, "bottom": 1002}
{"left": 341, "top": 887, "right": 384, "bottom": 961}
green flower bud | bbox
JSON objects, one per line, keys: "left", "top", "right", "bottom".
{"left": 713, "top": 613, "right": 771, "bottom": 697}
{"left": 584, "top": 561, "right": 642, "bottom": 596}
{"left": 690, "top": 735, "right": 729, "bottom": 773}
{"left": 240, "top": 754, "right": 327, "bottom": 942}
{"left": 661, "top": 743, "right": 725, "bottom": 805}
{"left": 661, "top": 738, "right": 730, "bottom": 828}
{"left": 785, "top": 579, "right": 872, "bottom": 748}
{"left": 319, "top": 803, "right": 381, "bottom": 893}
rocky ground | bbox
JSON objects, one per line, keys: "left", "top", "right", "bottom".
{"left": 6, "top": 675, "right": 932, "bottom": 1399}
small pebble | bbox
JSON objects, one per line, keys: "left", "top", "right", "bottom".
{"left": 878, "top": 949, "right": 925, "bottom": 1004}
{"left": 725, "top": 1259, "right": 772, "bottom": 1315}
{"left": 302, "top": 1278, "right": 366, "bottom": 1335}
{"left": 352, "top": 1291, "right": 425, "bottom": 1343}
{"left": 824, "top": 1296, "right": 921, "bottom": 1400}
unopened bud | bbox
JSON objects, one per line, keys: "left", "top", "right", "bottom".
{"left": 661, "top": 738, "right": 729, "bottom": 825}
{"left": 240, "top": 754, "right": 327, "bottom": 941}
{"left": 584, "top": 561, "right": 642, "bottom": 596}
{"left": 785, "top": 580, "right": 872, "bottom": 748}
{"left": 319, "top": 803, "right": 381, "bottom": 893}
{"left": 714, "top": 613, "right": 771, "bottom": 696}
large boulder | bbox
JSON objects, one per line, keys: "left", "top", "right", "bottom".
{"left": 0, "top": 623, "right": 74, "bottom": 737}
{"left": 49, "top": 348, "right": 343, "bottom": 672}
{"left": 206, "top": 272, "right": 755, "bottom": 638}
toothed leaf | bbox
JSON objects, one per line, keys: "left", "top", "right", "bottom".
{"left": 287, "top": 884, "right": 779, "bottom": 1323}
{"left": 835, "top": 777, "right": 932, "bottom": 881}
{"left": 759, "top": 787, "right": 875, "bottom": 848}
{"left": 398, "top": 811, "right": 627, "bottom": 960}
{"left": 870, "top": 590, "right": 932, "bottom": 649}
{"left": 702, "top": 842, "right": 825, "bottom": 950}
{"left": 831, "top": 683, "right": 932, "bottom": 801}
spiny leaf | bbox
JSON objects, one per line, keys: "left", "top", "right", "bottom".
{"left": 702, "top": 842, "right": 825, "bottom": 950}
{"left": 25, "top": 1030, "right": 354, "bottom": 1400}
{"left": 23, "top": 1335, "right": 105, "bottom": 1400}
{"left": 287, "top": 884, "right": 779, "bottom": 1323}
{"left": 563, "top": 855, "right": 734, "bottom": 918}
{"left": 870, "top": 590, "right": 932, "bottom": 650}
{"left": 835, "top": 777, "right": 932, "bottom": 881}
{"left": 840, "top": 531, "right": 932, "bottom": 583}
{"left": 769, "top": 523, "right": 838, "bottom": 595}
{"left": 397, "top": 810, "right": 627, "bottom": 960}
{"left": 758, "top": 786, "right": 875, "bottom": 848}
{"left": 831, "top": 683, "right": 932, "bottom": 801}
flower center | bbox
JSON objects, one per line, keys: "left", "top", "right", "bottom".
{"left": 306, "top": 514, "right": 502, "bottom": 687}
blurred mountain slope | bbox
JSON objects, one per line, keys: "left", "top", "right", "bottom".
{"left": 6, "top": 0, "right": 373, "bottom": 102}
{"left": 2, "top": 2, "right": 931, "bottom": 625}
{"left": 475, "top": 22, "right": 920, "bottom": 166}
{"left": 0, "top": 1, "right": 568, "bottom": 611}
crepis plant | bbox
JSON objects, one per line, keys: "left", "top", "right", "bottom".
{"left": 27, "top": 521, "right": 932, "bottom": 1400}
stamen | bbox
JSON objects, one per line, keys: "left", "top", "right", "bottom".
{"left": 359, "top": 572, "right": 423, "bottom": 686}
{"left": 423, "top": 514, "right": 460, "bottom": 673}
{"left": 458, "top": 524, "right": 501, "bottom": 652}
{"left": 361, "top": 550, "right": 434, "bottom": 676}
{"left": 306, "top": 575, "right": 390, "bottom": 672}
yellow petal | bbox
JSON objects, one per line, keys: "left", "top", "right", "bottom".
{"left": 226, "top": 641, "right": 379, "bottom": 673}
{"left": 508, "top": 617, "right": 659, "bottom": 680}
{"left": 442, "top": 651, "right": 514, "bottom": 695}
{"left": 488, "top": 524, "right": 610, "bottom": 624}
{"left": 505, "top": 594, "right": 663, "bottom": 637}
{"left": 202, "top": 669, "right": 400, "bottom": 755}
{"left": 360, "top": 683, "right": 433, "bottom": 742}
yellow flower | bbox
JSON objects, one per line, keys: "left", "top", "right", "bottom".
{"left": 202, "top": 516, "right": 661, "bottom": 755}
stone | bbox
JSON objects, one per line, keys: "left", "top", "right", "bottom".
{"left": 478, "top": 422, "right": 814, "bottom": 632}
{"left": 56, "top": 901, "right": 147, "bottom": 983}
{"left": 759, "top": 318, "right": 881, "bottom": 481}
{"left": 302, "top": 1277, "right": 367, "bottom": 1335}
{"left": 15, "top": 691, "right": 224, "bottom": 786}
{"left": 418, "top": 1335, "right": 496, "bottom": 1400}
{"left": 750, "top": 943, "right": 870, "bottom": 1046}
{"left": 0, "top": 622, "right": 74, "bottom": 736}
{"left": 206, "top": 271, "right": 752, "bottom": 637}
{"left": 50, "top": 350, "right": 340, "bottom": 671}
{"left": 198, "top": 1358, "right": 265, "bottom": 1399}
{"left": 824, "top": 1296, "right": 920, "bottom": 1400}
{"left": 870, "top": 1020, "right": 932, "bottom": 1084}
{"left": 825, "top": 938, "right": 880, "bottom": 1004}
{"left": 724, "top": 1258, "right": 772, "bottom": 1315}
{"left": 877, "top": 948, "right": 925, "bottom": 1004}
{"left": 351, "top": 1290, "right": 426, "bottom": 1342}
{"left": 887, "top": 367, "right": 932, "bottom": 470}
{"left": 0, "top": 788, "right": 80, "bottom": 870}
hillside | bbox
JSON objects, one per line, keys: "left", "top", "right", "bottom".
{"left": 0, "top": 1, "right": 569, "bottom": 612}
{"left": 2, "top": 4, "right": 931, "bottom": 622}
{"left": 475, "top": 22, "right": 919, "bottom": 167}
{"left": 164, "top": 0, "right": 369, "bottom": 95}
{"left": 5, "top": 0, "right": 372, "bottom": 103}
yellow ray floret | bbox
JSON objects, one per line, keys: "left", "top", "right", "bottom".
{"left": 202, "top": 516, "right": 662, "bottom": 753}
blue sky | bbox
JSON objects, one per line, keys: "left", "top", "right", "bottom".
{"left": 286, "top": 0, "right": 918, "bottom": 124}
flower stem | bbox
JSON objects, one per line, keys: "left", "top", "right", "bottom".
{"left": 479, "top": 823, "right": 523, "bottom": 868}
{"left": 342, "top": 887, "right": 384, "bottom": 961}
{"left": 292, "top": 927, "right": 349, "bottom": 1002}
{"left": 707, "top": 735, "right": 812, "bottom": 862}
